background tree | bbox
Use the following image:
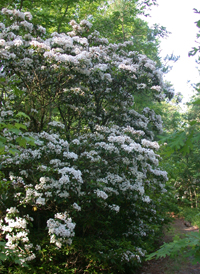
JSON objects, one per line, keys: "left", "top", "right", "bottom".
{"left": 0, "top": 0, "right": 169, "bottom": 65}
{"left": 156, "top": 11, "right": 200, "bottom": 209}
{"left": 0, "top": 0, "right": 103, "bottom": 33}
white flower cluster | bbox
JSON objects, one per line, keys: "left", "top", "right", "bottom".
{"left": 73, "top": 203, "right": 81, "bottom": 211}
{"left": 48, "top": 121, "right": 65, "bottom": 129}
{"left": 94, "top": 189, "right": 108, "bottom": 200}
{"left": 108, "top": 204, "right": 120, "bottom": 213}
{"left": 0, "top": 208, "right": 35, "bottom": 264}
{"left": 151, "top": 85, "right": 161, "bottom": 92}
{"left": 121, "top": 250, "right": 142, "bottom": 263}
{"left": 47, "top": 212, "right": 76, "bottom": 248}
{"left": 141, "top": 139, "right": 160, "bottom": 150}
{"left": 1, "top": 110, "right": 13, "bottom": 117}
{"left": 23, "top": 165, "right": 83, "bottom": 204}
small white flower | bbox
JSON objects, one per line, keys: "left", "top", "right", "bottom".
{"left": 151, "top": 85, "right": 161, "bottom": 92}
{"left": 36, "top": 197, "right": 45, "bottom": 205}
{"left": 0, "top": 39, "right": 5, "bottom": 46}
{"left": 72, "top": 203, "right": 81, "bottom": 211}
{"left": 95, "top": 189, "right": 108, "bottom": 200}
{"left": 13, "top": 38, "right": 23, "bottom": 47}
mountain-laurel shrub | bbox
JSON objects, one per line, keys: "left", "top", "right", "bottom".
{"left": 0, "top": 8, "right": 173, "bottom": 273}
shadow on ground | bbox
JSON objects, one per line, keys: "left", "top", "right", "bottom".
{"left": 137, "top": 218, "right": 200, "bottom": 274}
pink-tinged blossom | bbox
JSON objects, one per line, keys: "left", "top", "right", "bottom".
{"left": 151, "top": 85, "right": 162, "bottom": 92}
{"left": 0, "top": 39, "right": 5, "bottom": 46}
{"left": 0, "top": 23, "right": 5, "bottom": 30}
{"left": 13, "top": 38, "right": 23, "bottom": 46}
{"left": 30, "top": 40, "right": 50, "bottom": 50}
{"left": 13, "top": 9, "right": 25, "bottom": 20}
{"left": 2, "top": 8, "right": 13, "bottom": 15}
{"left": 24, "top": 12, "right": 32, "bottom": 21}
{"left": 141, "top": 139, "right": 160, "bottom": 150}
{"left": 80, "top": 19, "right": 92, "bottom": 29}
{"left": 20, "top": 21, "right": 33, "bottom": 32}
{"left": 37, "top": 25, "right": 46, "bottom": 34}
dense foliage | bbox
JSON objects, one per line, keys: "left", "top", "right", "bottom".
{"left": 146, "top": 11, "right": 200, "bottom": 265}
{"left": 0, "top": 6, "right": 174, "bottom": 273}
{"left": 159, "top": 10, "right": 200, "bottom": 207}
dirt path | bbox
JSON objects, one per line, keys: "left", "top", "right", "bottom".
{"left": 137, "top": 218, "right": 200, "bottom": 274}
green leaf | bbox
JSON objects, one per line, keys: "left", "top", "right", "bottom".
{"left": 0, "top": 77, "right": 6, "bottom": 82}
{"left": 168, "top": 131, "right": 186, "bottom": 149}
{"left": 8, "top": 128, "right": 20, "bottom": 135}
{"left": 24, "top": 136, "right": 36, "bottom": 146}
{"left": 8, "top": 148, "right": 20, "bottom": 155}
{"left": 189, "top": 120, "right": 197, "bottom": 126}
{"left": 179, "top": 130, "right": 194, "bottom": 155}
{"left": 14, "top": 123, "right": 27, "bottom": 130}
{"left": 0, "top": 253, "right": 7, "bottom": 261}
{"left": 0, "top": 145, "right": 5, "bottom": 154}
{"left": 0, "top": 136, "right": 6, "bottom": 143}
{"left": 16, "top": 136, "right": 27, "bottom": 148}
{"left": 193, "top": 98, "right": 200, "bottom": 105}
{"left": 189, "top": 47, "right": 199, "bottom": 56}
{"left": 12, "top": 87, "right": 24, "bottom": 96}
{"left": 16, "top": 112, "right": 30, "bottom": 120}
